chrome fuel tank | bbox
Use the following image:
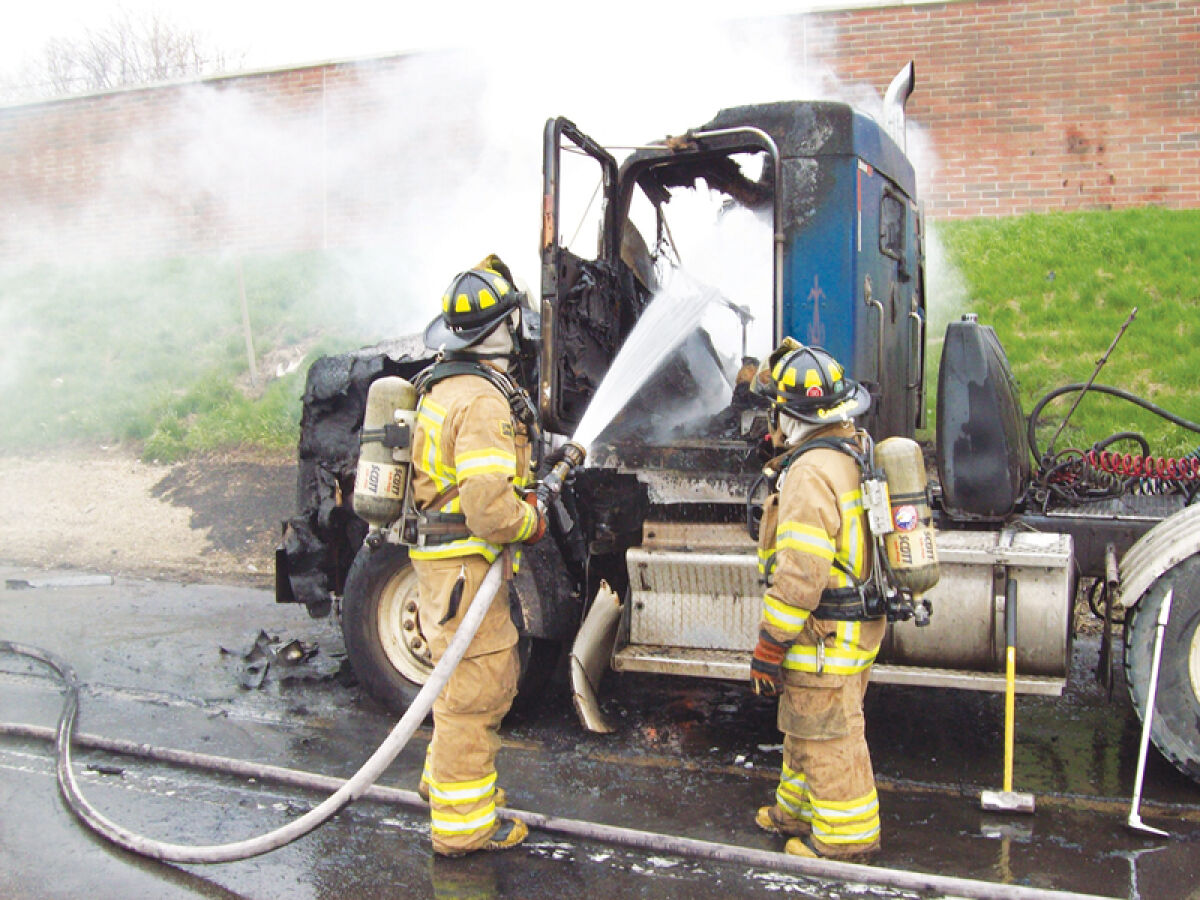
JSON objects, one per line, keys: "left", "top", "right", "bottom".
{"left": 616, "top": 523, "right": 1073, "bottom": 694}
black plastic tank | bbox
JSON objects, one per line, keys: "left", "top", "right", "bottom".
{"left": 936, "top": 314, "right": 1030, "bottom": 520}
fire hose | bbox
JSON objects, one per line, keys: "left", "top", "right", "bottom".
{"left": 0, "top": 439, "right": 590, "bottom": 863}
{"left": 0, "top": 555, "right": 505, "bottom": 864}
{"left": 1, "top": 643, "right": 1120, "bottom": 900}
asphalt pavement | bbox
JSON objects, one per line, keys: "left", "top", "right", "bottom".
{"left": 2, "top": 566, "right": 1198, "bottom": 900}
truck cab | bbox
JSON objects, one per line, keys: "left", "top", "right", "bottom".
{"left": 539, "top": 66, "right": 1068, "bottom": 706}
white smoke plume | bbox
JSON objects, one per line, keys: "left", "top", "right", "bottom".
{"left": 0, "top": 7, "right": 962, "bottom": 443}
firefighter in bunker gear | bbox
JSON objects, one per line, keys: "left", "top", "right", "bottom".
{"left": 412, "top": 256, "right": 545, "bottom": 856}
{"left": 749, "top": 341, "right": 884, "bottom": 860}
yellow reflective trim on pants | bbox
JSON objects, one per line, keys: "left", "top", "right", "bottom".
{"left": 812, "top": 787, "right": 878, "bottom": 815}
{"left": 782, "top": 643, "right": 877, "bottom": 673}
{"left": 430, "top": 803, "right": 497, "bottom": 836}
{"left": 810, "top": 788, "right": 880, "bottom": 844}
{"left": 427, "top": 771, "right": 497, "bottom": 804}
{"left": 776, "top": 763, "right": 812, "bottom": 819}
{"left": 814, "top": 821, "right": 881, "bottom": 845}
{"left": 762, "top": 593, "right": 810, "bottom": 632}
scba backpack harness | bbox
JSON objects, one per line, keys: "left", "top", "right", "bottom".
{"left": 748, "top": 433, "right": 936, "bottom": 625}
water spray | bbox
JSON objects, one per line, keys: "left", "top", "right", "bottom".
{"left": 571, "top": 272, "right": 750, "bottom": 452}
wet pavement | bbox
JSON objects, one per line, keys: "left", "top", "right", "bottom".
{"left": 2, "top": 567, "right": 1198, "bottom": 900}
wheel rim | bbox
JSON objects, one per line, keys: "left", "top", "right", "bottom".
{"left": 376, "top": 566, "right": 434, "bottom": 684}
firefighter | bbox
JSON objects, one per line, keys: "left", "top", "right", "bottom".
{"left": 411, "top": 255, "right": 545, "bottom": 856}
{"left": 749, "top": 340, "right": 884, "bottom": 860}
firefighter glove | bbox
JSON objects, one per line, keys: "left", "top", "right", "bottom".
{"left": 541, "top": 444, "right": 566, "bottom": 473}
{"left": 751, "top": 629, "right": 791, "bottom": 696}
{"left": 523, "top": 493, "right": 548, "bottom": 544}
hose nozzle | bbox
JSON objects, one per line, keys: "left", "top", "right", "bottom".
{"left": 536, "top": 441, "right": 587, "bottom": 509}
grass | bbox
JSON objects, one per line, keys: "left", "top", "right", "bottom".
{"left": 2, "top": 207, "right": 1198, "bottom": 463}
{"left": 0, "top": 249, "right": 405, "bottom": 460}
{"left": 930, "top": 207, "right": 1200, "bottom": 460}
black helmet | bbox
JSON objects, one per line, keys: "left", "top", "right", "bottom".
{"left": 760, "top": 342, "right": 870, "bottom": 425}
{"left": 423, "top": 255, "right": 523, "bottom": 352}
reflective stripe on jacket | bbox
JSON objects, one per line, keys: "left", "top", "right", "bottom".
{"left": 409, "top": 370, "right": 536, "bottom": 562}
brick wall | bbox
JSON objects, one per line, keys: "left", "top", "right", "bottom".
{"left": 0, "top": 56, "right": 488, "bottom": 262}
{"left": 0, "top": 0, "right": 1196, "bottom": 263}
{"left": 816, "top": 0, "right": 1200, "bottom": 217}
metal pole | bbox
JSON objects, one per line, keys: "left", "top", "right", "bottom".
{"left": 1127, "top": 588, "right": 1173, "bottom": 837}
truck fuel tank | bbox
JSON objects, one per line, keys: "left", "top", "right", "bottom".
{"left": 936, "top": 314, "right": 1031, "bottom": 520}
{"left": 613, "top": 522, "right": 1071, "bottom": 694}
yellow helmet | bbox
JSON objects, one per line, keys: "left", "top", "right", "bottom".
{"left": 759, "top": 341, "right": 870, "bottom": 424}
{"left": 424, "top": 255, "right": 524, "bottom": 351}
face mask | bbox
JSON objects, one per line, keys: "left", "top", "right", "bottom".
{"left": 776, "top": 411, "right": 824, "bottom": 447}
{"left": 471, "top": 310, "right": 518, "bottom": 358}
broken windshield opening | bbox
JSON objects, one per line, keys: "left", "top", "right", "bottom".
{"left": 594, "top": 149, "right": 773, "bottom": 444}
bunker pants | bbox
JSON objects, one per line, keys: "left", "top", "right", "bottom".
{"left": 770, "top": 668, "right": 881, "bottom": 857}
{"left": 413, "top": 554, "right": 519, "bottom": 855}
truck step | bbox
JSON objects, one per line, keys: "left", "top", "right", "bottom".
{"left": 611, "top": 645, "right": 1065, "bottom": 696}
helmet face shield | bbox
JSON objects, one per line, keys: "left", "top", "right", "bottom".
{"left": 424, "top": 265, "right": 523, "bottom": 351}
{"left": 764, "top": 342, "right": 871, "bottom": 425}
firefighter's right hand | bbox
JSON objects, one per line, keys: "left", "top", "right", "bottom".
{"left": 523, "top": 493, "right": 548, "bottom": 544}
{"left": 750, "top": 630, "right": 790, "bottom": 697}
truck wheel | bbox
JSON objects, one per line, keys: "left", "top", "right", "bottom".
{"left": 1123, "top": 551, "right": 1200, "bottom": 784}
{"left": 341, "top": 543, "right": 559, "bottom": 715}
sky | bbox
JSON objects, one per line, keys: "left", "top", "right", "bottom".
{"left": 1, "top": 0, "right": 907, "bottom": 77}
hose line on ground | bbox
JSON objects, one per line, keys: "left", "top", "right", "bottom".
{"left": 0, "top": 720, "right": 1119, "bottom": 900}
{"left": 0, "top": 554, "right": 503, "bottom": 864}
{"left": 1, "top": 557, "right": 1121, "bottom": 899}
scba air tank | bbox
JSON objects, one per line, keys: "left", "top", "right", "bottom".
{"left": 353, "top": 376, "right": 418, "bottom": 529}
{"left": 875, "top": 437, "right": 940, "bottom": 596}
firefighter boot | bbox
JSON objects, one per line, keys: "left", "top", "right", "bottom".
{"left": 483, "top": 817, "right": 528, "bottom": 852}
{"left": 785, "top": 835, "right": 880, "bottom": 860}
{"left": 755, "top": 805, "right": 810, "bottom": 837}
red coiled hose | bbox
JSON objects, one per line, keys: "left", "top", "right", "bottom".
{"left": 1085, "top": 449, "right": 1200, "bottom": 481}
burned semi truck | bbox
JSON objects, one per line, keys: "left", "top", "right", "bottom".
{"left": 275, "top": 64, "right": 1200, "bottom": 783}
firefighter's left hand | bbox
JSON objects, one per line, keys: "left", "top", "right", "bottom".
{"left": 750, "top": 630, "right": 790, "bottom": 697}
{"left": 522, "top": 492, "right": 547, "bottom": 544}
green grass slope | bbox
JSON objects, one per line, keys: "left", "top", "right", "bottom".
{"left": 932, "top": 207, "right": 1200, "bottom": 460}
{"left": 1, "top": 208, "right": 1197, "bottom": 463}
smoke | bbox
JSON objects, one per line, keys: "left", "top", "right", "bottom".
{"left": 0, "top": 7, "right": 965, "bottom": 444}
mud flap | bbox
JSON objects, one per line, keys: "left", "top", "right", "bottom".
{"left": 569, "top": 581, "right": 623, "bottom": 734}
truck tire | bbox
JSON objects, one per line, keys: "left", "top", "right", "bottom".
{"left": 341, "top": 542, "right": 559, "bottom": 715}
{"left": 1123, "top": 551, "right": 1200, "bottom": 784}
